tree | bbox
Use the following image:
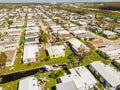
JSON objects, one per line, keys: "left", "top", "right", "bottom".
{"left": 0, "top": 52, "right": 7, "bottom": 74}
{"left": 0, "top": 33, "right": 2, "bottom": 38}
{"left": 20, "top": 30, "right": 25, "bottom": 46}
{"left": 0, "top": 52, "right": 7, "bottom": 68}
{"left": 0, "top": 77, "right": 3, "bottom": 83}
{"left": 44, "top": 56, "right": 50, "bottom": 61}
{"left": 67, "top": 53, "right": 79, "bottom": 66}
{"left": 7, "top": 20, "right": 13, "bottom": 26}
{"left": 49, "top": 70, "right": 64, "bottom": 78}
{"left": 39, "top": 29, "right": 48, "bottom": 43}
{"left": 67, "top": 53, "right": 74, "bottom": 59}
{"left": 75, "top": 46, "right": 89, "bottom": 64}
{"left": 56, "top": 70, "right": 64, "bottom": 77}
{"left": 49, "top": 70, "right": 57, "bottom": 78}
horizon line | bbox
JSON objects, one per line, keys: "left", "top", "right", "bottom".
{"left": 0, "top": 1, "right": 120, "bottom": 3}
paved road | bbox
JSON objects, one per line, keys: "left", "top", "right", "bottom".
{"left": 39, "top": 19, "right": 48, "bottom": 34}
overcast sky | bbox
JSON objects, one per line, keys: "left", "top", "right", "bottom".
{"left": 0, "top": 0, "right": 120, "bottom": 3}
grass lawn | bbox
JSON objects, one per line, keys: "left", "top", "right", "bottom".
{"left": 5, "top": 46, "right": 74, "bottom": 74}
{"left": 0, "top": 80, "right": 19, "bottom": 90}
{"left": 0, "top": 73, "right": 56, "bottom": 90}
{"left": 0, "top": 69, "right": 65, "bottom": 90}
{"left": 35, "top": 69, "right": 65, "bottom": 90}
{"left": 107, "top": 37, "right": 118, "bottom": 40}
{"left": 2, "top": 44, "right": 108, "bottom": 90}
{"left": 96, "top": 82, "right": 104, "bottom": 90}
{"left": 82, "top": 49, "right": 110, "bottom": 66}
{"left": 35, "top": 72, "right": 57, "bottom": 90}
{"left": 37, "top": 49, "right": 47, "bottom": 60}
{"left": 46, "top": 46, "right": 73, "bottom": 65}
{"left": 2, "top": 46, "right": 73, "bottom": 89}
{"left": 78, "top": 39, "right": 110, "bottom": 66}
{"left": 52, "top": 37, "right": 57, "bottom": 42}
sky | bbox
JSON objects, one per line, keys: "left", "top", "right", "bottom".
{"left": 0, "top": 0, "right": 120, "bottom": 3}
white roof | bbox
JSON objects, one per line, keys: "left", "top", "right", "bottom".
{"left": 61, "top": 66, "right": 96, "bottom": 84}
{"left": 65, "top": 23, "right": 76, "bottom": 27}
{"left": 23, "top": 44, "right": 38, "bottom": 61}
{"left": 46, "top": 45, "right": 65, "bottom": 56}
{"left": 26, "top": 27, "right": 39, "bottom": 31}
{"left": 10, "top": 22, "right": 24, "bottom": 27}
{"left": 58, "top": 30, "right": 70, "bottom": 35}
{"left": 4, "top": 43, "right": 18, "bottom": 51}
{"left": 27, "top": 22, "right": 36, "bottom": 27}
{"left": 103, "top": 30, "right": 117, "bottom": 36}
{"left": 6, "top": 28, "right": 22, "bottom": 32}
{"left": 115, "top": 60, "right": 120, "bottom": 64}
{"left": 71, "top": 29, "right": 87, "bottom": 35}
{"left": 90, "top": 61, "right": 120, "bottom": 87}
{"left": 44, "top": 18, "right": 52, "bottom": 22}
{"left": 50, "top": 25, "right": 61, "bottom": 29}
{"left": 69, "top": 26, "right": 79, "bottom": 31}
{"left": 56, "top": 81, "right": 77, "bottom": 90}
{"left": 68, "top": 38, "right": 89, "bottom": 52}
{"left": 79, "top": 21, "right": 87, "bottom": 25}
{"left": 18, "top": 77, "right": 39, "bottom": 90}
{"left": 57, "top": 66, "right": 96, "bottom": 90}
{"left": 0, "top": 87, "right": 2, "bottom": 90}
{"left": 99, "top": 46, "right": 120, "bottom": 57}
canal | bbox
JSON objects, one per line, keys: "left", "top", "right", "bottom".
{"left": 0, "top": 67, "right": 44, "bottom": 84}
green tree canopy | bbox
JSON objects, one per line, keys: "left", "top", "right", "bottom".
{"left": 39, "top": 29, "right": 48, "bottom": 43}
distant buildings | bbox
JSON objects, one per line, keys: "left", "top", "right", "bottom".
{"left": 71, "top": 29, "right": 87, "bottom": 36}
{"left": 22, "top": 17, "right": 40, "bottom": 64}
{"left": 90, "top": 39, "right": 108, "bottom": 49}
{"left": 10, "top": 21, "right": 24, "bottom": 28}
{"left": 26, "top": 27, "right": 39, "bottom": 33}
{"left": 0, "top": 28, "right": 22, "bottom": 67}
{"left": 78, "top": 33, "right": 96, "bottom": 41}
{"left": 103, "top": 30, "right": 118, "bottom": 38}
{"left": 89, "top": 61, "right": 120, "bottom": 89}
{"left": 46, "top": 45, "right": 65, "bottom": 58}
{"left": 56, "top": 66, "right": 97, "bottom": 90}
{"left": 58, "top": 34, "right": 73, "bottom": 40}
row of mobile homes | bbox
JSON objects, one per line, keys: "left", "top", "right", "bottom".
{"left": 0, "top": 28, "right": 22, "bottom": 67}
{"left": 22, "top": 20, "right": 39, "bottom": 64}
{"left": 89, "top": 61, "right": 120, "bottom": 90}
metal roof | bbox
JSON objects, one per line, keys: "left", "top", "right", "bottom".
{"left": 90, "top": 61, "right": 120, "bottom": 87}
